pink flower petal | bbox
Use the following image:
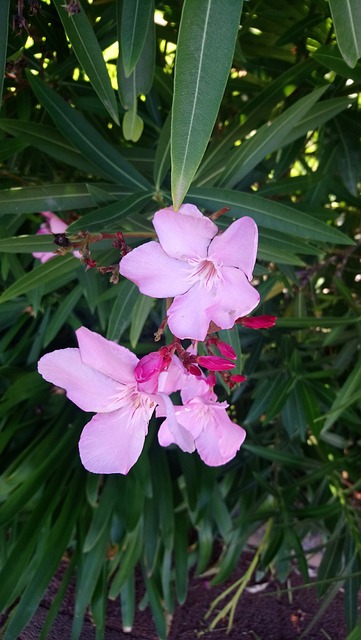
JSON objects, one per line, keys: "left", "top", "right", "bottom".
{"left": 44, "top": 212, "right": 68, "bottom": 234}
{"left": 76, "top": 327, "right": 138, "bottom": 385}
{"left": 209, "top": 267, "right": 260, "bottom": 330}
{"left": 167, "top": 282, "right": 215, "bottom": 341}
{"left": 196, "top": 411, "right": 246, "bottom": 466}
{"left": 157, "top": 394, "right": 195, "bottom": 453}
{"left": 153, "top": 207, "right": 217, "bottom": 261}
{"left": 157, "top": 356, "right": 188, "bottom": 395}
{"left": 38, "top": 348, "right": 123, "bottom": 413}
{"left": 180, "top": 374, "right": 213, "bottom": 404}
{"left": 209, "top": 217, "right": 258, "bottom": 280}
{"left": 119, "top": 241, "right": 192, "bottom": 297}
{"left": 79, "top": 403, "right": 153, "bottom": 474}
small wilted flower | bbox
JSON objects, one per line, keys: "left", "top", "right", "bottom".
{"left": 61, "top": 0, "right": 81, "bottom": 15}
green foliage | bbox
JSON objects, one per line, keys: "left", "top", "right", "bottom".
{"left": 1, "top": 1, "right": 361, "bottom": 639}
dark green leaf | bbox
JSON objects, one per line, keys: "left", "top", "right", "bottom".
{"left": 188, "top": 187, "right": 354, "bottom": 245}
{"left": 27, "top": 73, "right": 150, "bottom": 190}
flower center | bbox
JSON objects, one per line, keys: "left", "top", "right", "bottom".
{"left": 187, "top": 255, "right": 223, "bottom": 290}
{"left": 108, "top": 383, "right": 154, "bottom": 414}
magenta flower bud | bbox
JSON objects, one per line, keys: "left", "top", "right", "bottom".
{"left": 197, "top": 355, "right": 236, "bottom": 371}
{"left": 187, "top": 364, "right": 203, "bottom": 377}
{"left": 230, "top": 374, "right": 247, "bottom": 383}
{"left": 216, "top": 340, "right": 237, "bottom": 360}
{"left": 134, "top": 351, "right": 167, "bottom": 393}
{"left": 237, "top": 315, "right": 277, "bottom": 329}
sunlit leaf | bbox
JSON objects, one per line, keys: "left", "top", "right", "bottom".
{"left": 52, "top": 0, "right": 119, "bottom": 123}
{"left": 171, "top": 0, "right": 243, "bottom": 208}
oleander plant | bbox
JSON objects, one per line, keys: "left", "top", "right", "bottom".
{"left": 0, "top": 1, "right": 361, "bottom": 639}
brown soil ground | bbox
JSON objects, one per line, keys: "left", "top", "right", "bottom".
{"left": 7, "top": 551, "right": 347, "bottom": 640}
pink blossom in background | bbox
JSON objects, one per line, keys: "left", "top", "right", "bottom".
{"left": 119, "top": 204, "right": 260, "bottom": 341}
{"left": 32, "top": 211, "right": 80, "bottom": 263}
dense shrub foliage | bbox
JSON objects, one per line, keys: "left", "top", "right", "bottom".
{"left": 0, "top": 1, "right": 360, "bottom": 638}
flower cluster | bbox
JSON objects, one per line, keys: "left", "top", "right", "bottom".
{"left": 37, "top": 203, "right": 276, "bottom": 474}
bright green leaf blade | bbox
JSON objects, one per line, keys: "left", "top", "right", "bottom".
{"left": 0, "top": 255, "right": 79, "bottom": 304}
{"left": 329, "top": 0, "right": 361, "bottom": 68}
{"left": 219, "top": 86, "right": 327, "bottom": 188}
{"left": 123, "top": 108, "right": 144, "bottom": 142}
{"left": 130, "top": 294, "right": 155, "bottom": 348}
{"left": 321, "top": 357, "right": 361, "bottom": 433}
{"left": 106, "top": 280, "right": 139, "bottom": 341}
{"left": 153, "top": 114, "right": 171, "bottom": 190}
{"left": 121, "top": 0, "right": 153, "bottom": 77}
{"left": 26, "top": 72, "right": 150, "bottom": 191}
{"left": 0, "top": 0, "right": 10, "bottom": 108}
{"left": 43, "top": 285, "right": 82, "bottom": 347}
{"left": 52, "top": 0, "right": 119, "bottom": 123}
{"left": 187, "top": 187, "right": 354, "bottom": 244}
{"left": 118, "top": 6, "right": 155, "bottom": 108}
{"left": 171, "top": 0, "right": 243, "bottom": 209}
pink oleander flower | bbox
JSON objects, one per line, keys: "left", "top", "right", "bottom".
{"left": 119, "top": 204, "right": 260, "bottom": 341}
{"left": 37, "top": 329, "right": 196, "bottom": 474}
{"left": 33, "top": 211, "right": 80, "bottom": 263}
{"left": 158, "top": 377, "right": 246, "bottom": 466}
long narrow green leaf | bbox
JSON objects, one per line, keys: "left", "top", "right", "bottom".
{"left": 0, "top": 184, "right": 128, "bottom": 215}
{"left": 120, "top": 0, "right": 153, "bottom": 77}
{"left": 26, "top": 73, "right": 150, "bottom": 190}
{"left": 4, "top": 469, "right": 84, "bottom": 640}
{"left": 187, "top": 187, "right": 354, "bottom": 244}
{"left": 329, "top": 0, "right": 361, "bottom": 68}
{"left": 153, "top": 114, "right": 171, "bottom": 190}
{"left": 52, "top": 0, "right": 119, "bottom": 123}
{"left": 171, "top": 0, "right": 243, "bottom": 209}
{"left": 0, "top": 234, "right": 55, "bottom": 253}
{"left": 0, "top": 0, "right": 10, "bottom": 108}
{"left": 280, "top": 97, "right": 354, "bottom": 149}
{"left": 43, "top": 285, "right": 82, "bottom": 347}
{"left": 219, "top": 87, "right": 327, "bottom": 188}
{"left": 0, "top": 255, "right": 79, "bottom": 304}
{"left": 196, "top": 58, "right": 318, "bottom": 181}
{"left": 72, "top": 524, "right": 110, "bottom": 640}
{"left": 68, "top": 191, "right": 152, "bottom": 232}
{"left": 312, "top": 45, "right": 361, "bottom": 81}
{"left": 106, "top": 280, "right": 139, "bottom": 341}
{"left": 0, "top": 137, "right": 28, "bottom": 161}
{"left": 321, "top": 357, "right": 361, "bottom": 433}
{"left": 130, "top": 294, "right": 155, "bottom": 348}
{"left": 120, "top": 574, "right": 135, "bottom": 632}
{"left": 0, "top": 120, "right": 101, "bottom": 175}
